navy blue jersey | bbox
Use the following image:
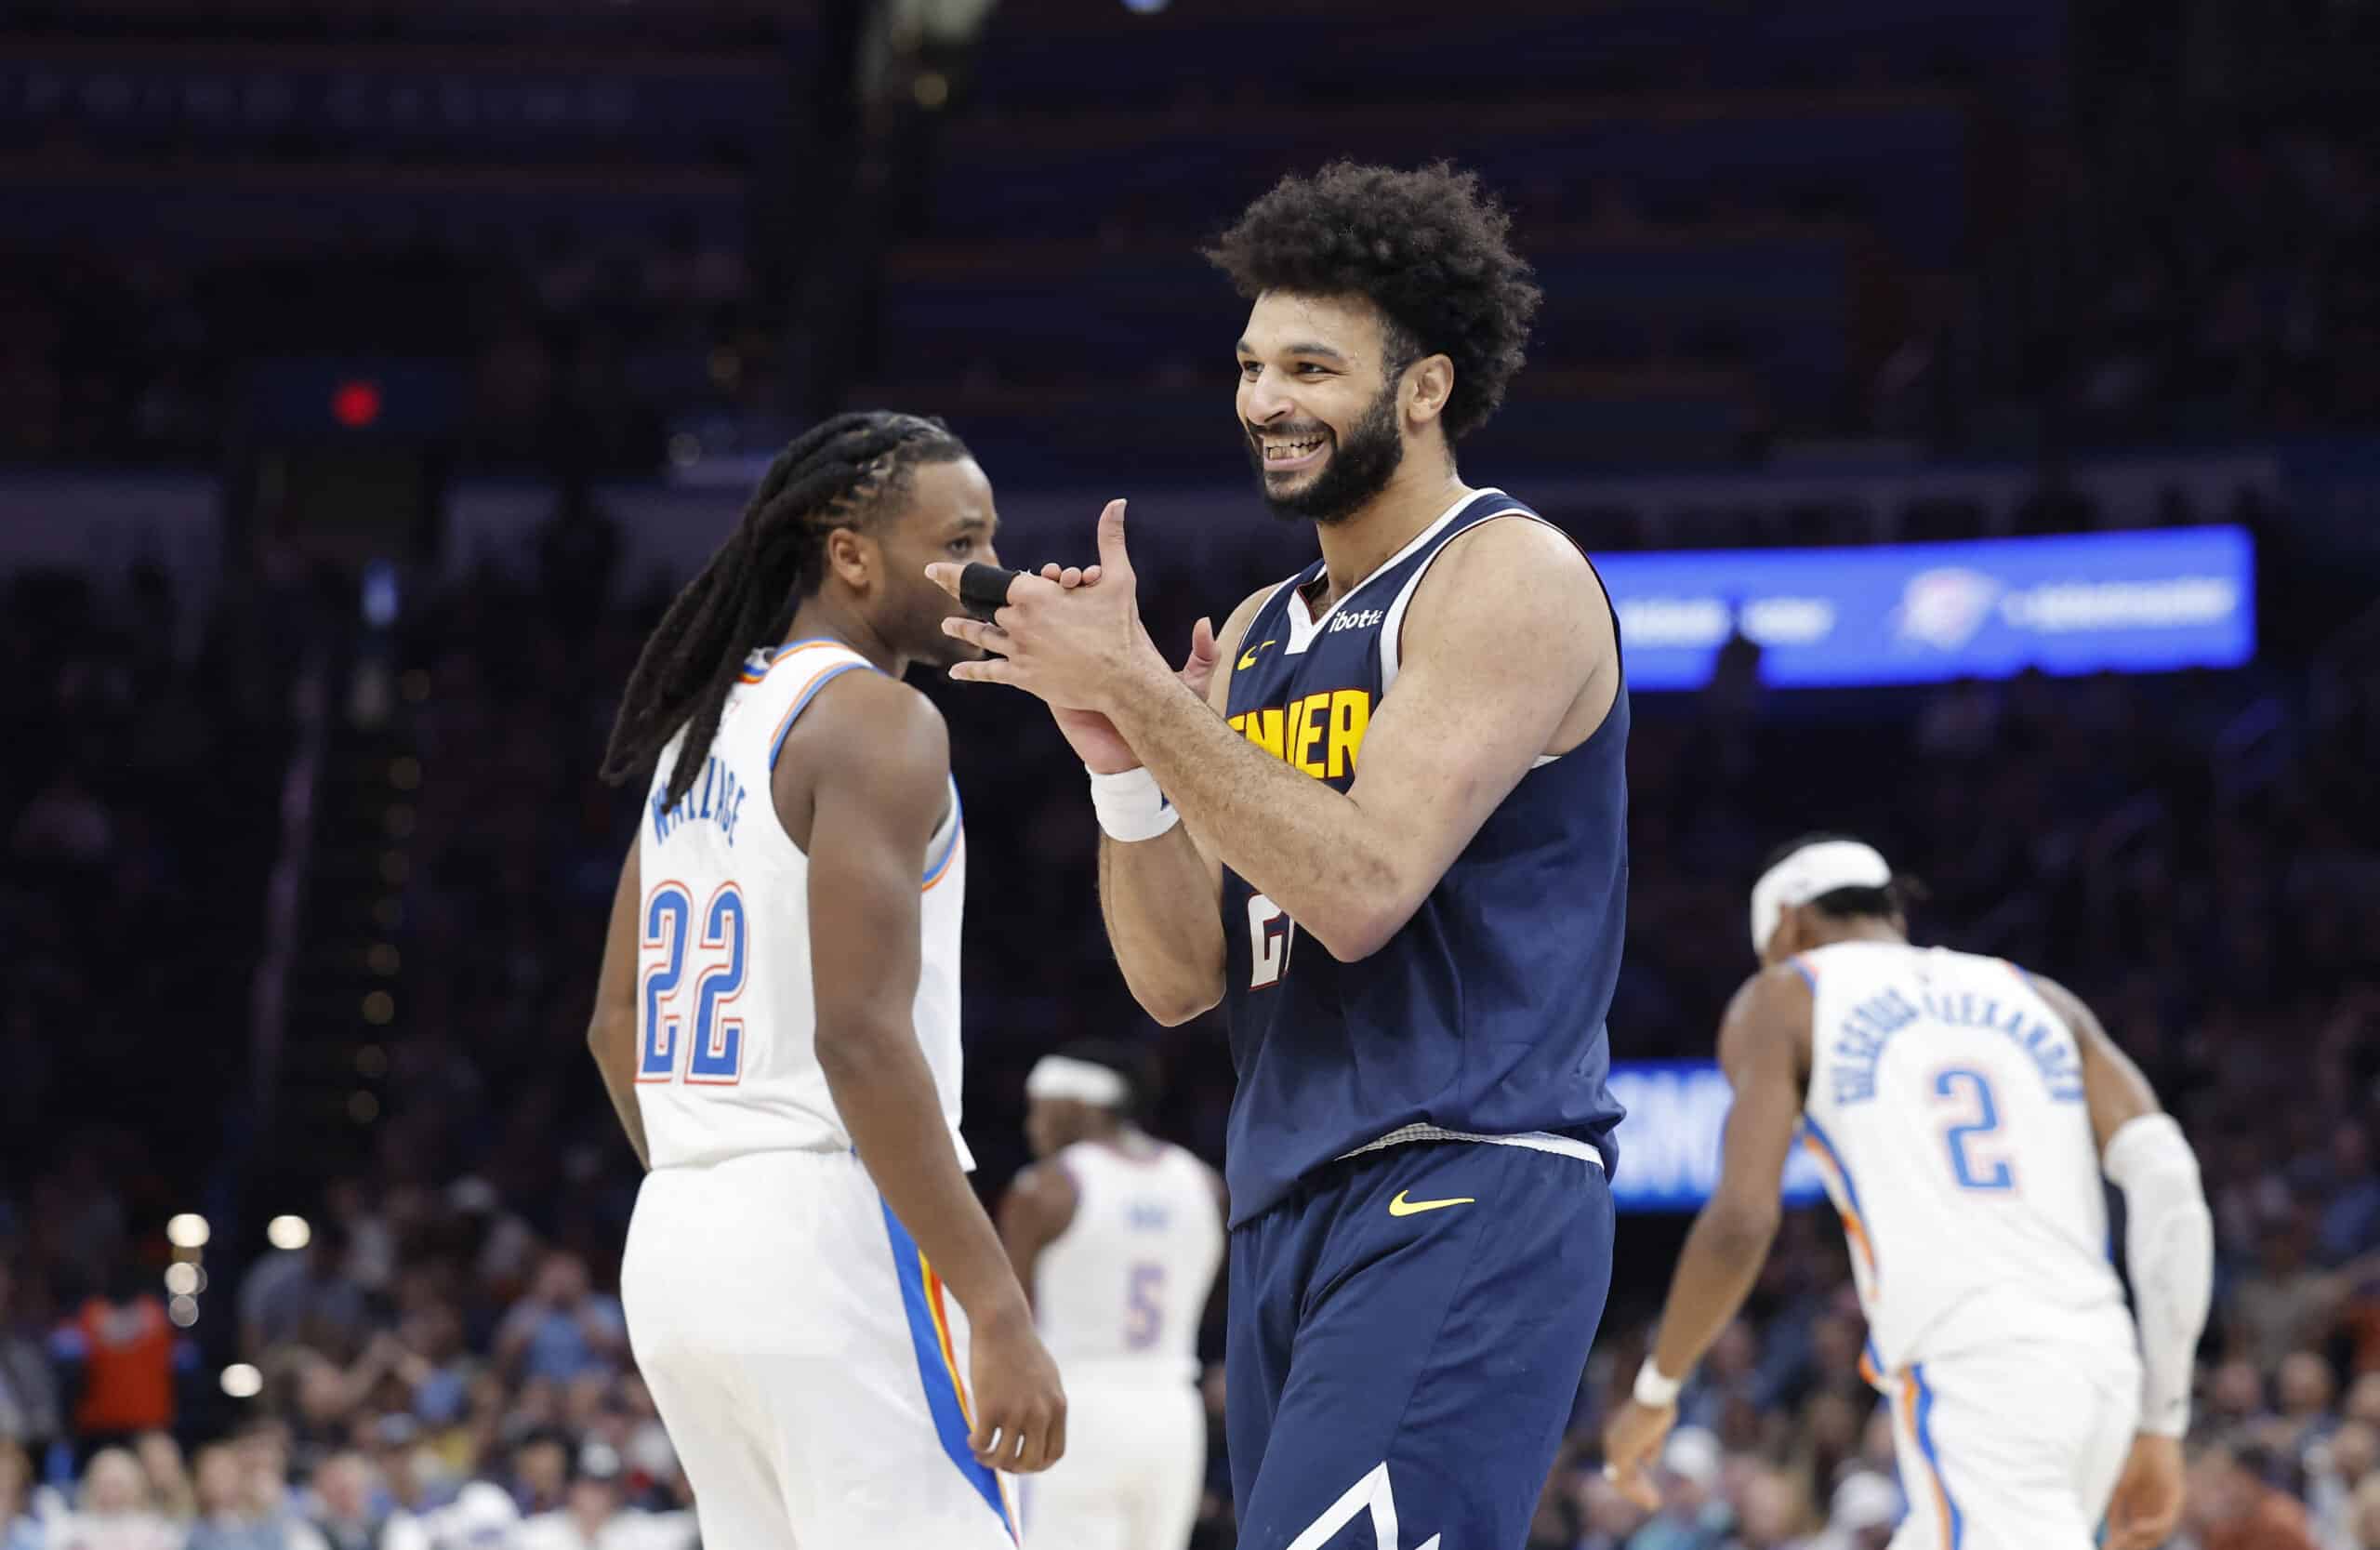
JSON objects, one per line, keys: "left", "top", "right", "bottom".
{"left": 1218, "top": 489, "right": 1630, "bottom": 1225}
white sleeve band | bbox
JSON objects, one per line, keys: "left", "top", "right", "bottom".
{"left": 2103, "top": 1112, "right": 2213, "bottom": 1437}
{"left": 1633, "top": 1356, "right": 1684, "bottom": 1408}
{"left": 1089, "top": 764, "right": 1181, "bottom": 843}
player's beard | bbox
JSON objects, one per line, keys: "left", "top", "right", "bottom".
{"left": 1247, "top": 378, "right": 1406, "bottom": 527}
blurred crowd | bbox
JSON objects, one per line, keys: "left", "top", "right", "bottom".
{"left": 0, "top": 225, "right": 761, "bottom": 473}
{"left": 2, "top": 468, "right": 2377, "bottom": 1549}
{"left": 2048, "top": 124, "right": 2380, "bottom": 445}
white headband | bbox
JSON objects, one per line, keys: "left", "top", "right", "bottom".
{"left": 1750, "top": 841, "right": 1893, "bottom": 957}
{"left": 1025, "top": 1054, "right": 1129, "bottom": 1108}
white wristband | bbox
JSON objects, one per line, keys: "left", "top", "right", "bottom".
{"left": 1089, "top": 765, "right": 1180, "bottom": 842}
{"left": 1633, "top": 1356, "right": 1684, "bottom": 1409}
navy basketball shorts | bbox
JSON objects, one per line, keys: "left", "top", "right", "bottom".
{"left": 1225, "top": 1140, "right": 1615, "bottom": 1550}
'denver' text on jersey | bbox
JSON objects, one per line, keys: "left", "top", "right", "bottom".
{"left": 1215, "top": 488, "right": 1632, "bottom": 1225}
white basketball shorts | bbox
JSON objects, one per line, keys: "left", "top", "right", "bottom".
{"left": 1020, "top": 1372, "right": 1204, "bottom": 1550}
{"left": 1884, "top": 1336, "right": 2141, "bottom": 1550}
{"left": 621, "top": 1148, "right": 1020, "bottom": 1550}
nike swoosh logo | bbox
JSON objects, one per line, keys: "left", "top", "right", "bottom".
{"left": 1236, "top": 639, "right": 1276, "bottom": 670}
{"left": 1387, "top": 1190, "right": 1474, "bottom": 1217}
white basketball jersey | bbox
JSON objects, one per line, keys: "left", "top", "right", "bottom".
{"left": 1032, "top": 1140, "right": 1223, "bottom": 1385}
{"left": 632, "top": 640, "right": 972, "bottom": 1173}
{"left": 1797, "top": 941, "right": 2131, "bottom": 1377}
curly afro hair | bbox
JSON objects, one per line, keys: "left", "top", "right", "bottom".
{"left": 1204, "top": 160, "right": 1541, "bottom": 443}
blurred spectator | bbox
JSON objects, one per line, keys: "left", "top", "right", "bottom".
{"left": 135, "top": 1435, "right": 194, "bottom": 1522}
{"left": 53, "top": 1448, "right": 181, "bottom": 1550}
{"left": 305, "top": 1452, "right": 381, "bottom": 1550}
{"left": 0, "top": 1444, "right": 44, "bottom": 1550}
{"left": 2353, "top": 1472, "right": 2380, "bottom": 1550}
{"left": 515, "top": 1442, "right": 688, "bottom": 1550}
{"left": 1678, "top": 1322, "right": 1762, "bottom": 1437}
{"left": 55, "top": 1269, "right": 179, "bottom": 1452}
{"left": 240, "top": 1227, "right": 369, "bottom": 1365}
{"left": 186, "top": 1443, "right": 290, "bottom": 1550}
{"left": 1573, "top": 1468, "right": 1651, "bottom": 1550}
{"left": 0, "top": 1267, "right": 61, "bottom": 1454}
{"left": 491, "top": 1260, "right": 624, "bottom": 1390}
{"left": 2234, "top": 1212, "right": 2348, "bottom": 1371}
{"left": 1817, "top": 1472, "right": 1899, "bottom": 1550}
{"left": 1726, "top": 1465, "right": 1815, "bottom": 1549}
{"left": 507, "top": 1435, "right": 570, "bottom": 1520}
{"left": 2189, "top": 1439, "right": 2323, "bottom": 1550}
{"left": 1633, "top": 1426, "right": 1735, "bottom": 1550}
{"left": 2310, "top": 1422, "right": 2380, "bottom": 1550}
{"left": 2281, "top": 1353, "right": 2345, "bottom": 1468}
{"left": 2216, "top": 1361, "right": 2278, "bottom": 1434}
{"left": 419, "top": 1483, "right": 517, "bottom": 1550}
{"left": 2320, "top": 1127, "right": 2380, "bottom": 1266}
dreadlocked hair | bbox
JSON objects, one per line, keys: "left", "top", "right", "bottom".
{"left": 599, "top": 411, "right": 970, "bottom": 807}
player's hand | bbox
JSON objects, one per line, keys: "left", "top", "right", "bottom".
{"left": 2104, "top": 1432, "right": 2184, "bottom": 1550}
{"left": 966, "top": 1307, "right": 1067, "bottom": 1474}
{"left": 1035, "top": 561, "right": 1102, "bottom": 590}
{"left": 929, "top": 498, "right": 1167, "bottom": 714}
{"left": 1174, "top": 613, "right": 1222, "bottom": 701}
{"left": 1599, "top": 1397, "right": 1676, "bottom": 1514}
{"left": 1049, "top": 615, "right": 1220, "bottom": 775}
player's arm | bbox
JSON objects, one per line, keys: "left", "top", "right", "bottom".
{"left": 2036, "top": 973, "right": 2215, "bottom": 1438}
{"left": 1095, "top": 587, "right": 1265, "bottom": 1024}
{"left": 997, "top": 1163, "right": 1080, "bottom": 1311}
{"left": 2031, "top": 974, "right": 2211, "bottom": 1550}
{"left": 1601, "top": 965, "right": 1810, "bottom": 1509}
{"left": 801, "top": 676, "right": 1065, "bottom": 1472}
{"left": 585, "top": 839, "right": 652, "bottom": 1170}
{"left": 1106, "top": 519, "right": 1613, "bottom": 962}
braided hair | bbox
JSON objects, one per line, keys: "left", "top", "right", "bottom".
{"left": 599, "top": 412, "right": 971, "bottom": 807}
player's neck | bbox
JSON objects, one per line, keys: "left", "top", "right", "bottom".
{"left": 1087, "top": 1123, "right": 1153, "bottom": 1156}
{"left": 1309, "top": 456, "right": 1470, "bottom": 611}
{"left": 1811, "top": 921, "right": 1908, "bottom": 952}
{"left": 784, "top": 594, "right": 901, "bottom": 676}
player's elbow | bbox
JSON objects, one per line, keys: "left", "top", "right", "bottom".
{"left": 1313, "top": 899, "right": 1412, "bottom": 964}
{"left": 813, "top": 1009, "right": 908, "bottom": 1078}
{"left": 1117, "top": 945, "right": 1223, "bottom": 1027}
{"left": 1312, "top": 855, "right": 1431, "bottom": 962}
{"left": 1140, "top": 983, "right": 1223, "bottom": 1027}
{"left": 586, "top": 1008, "right": 633, "bottom": 1060}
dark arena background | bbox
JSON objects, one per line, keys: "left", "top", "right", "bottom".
{"left": 3, "top": 0, "right": 2378, "bottom": 1546}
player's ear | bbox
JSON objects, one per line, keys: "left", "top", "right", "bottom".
{"left": 1402, "top": 353, "right": 1455, "bottom": 428}
{"left": 821, "top": 525, "right": 875, "bottom": 591}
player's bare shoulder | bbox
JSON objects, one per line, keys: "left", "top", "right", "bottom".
{"left": 1398, "top": 506, "right": 1619, "bottom": 743}
{"left": 1421, "top": 506, "right": 1611, "bottom": 629}
{"left": 770, "top": 666, "right": 950, "bottom": 846}
{"left": 1718, "top": 962, "right": 1818, "bottom": 1084}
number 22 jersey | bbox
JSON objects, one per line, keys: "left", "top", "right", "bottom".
{"left": 634, "top": 640, "right": 972, "bottom": 1172}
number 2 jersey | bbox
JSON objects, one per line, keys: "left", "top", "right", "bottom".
{"left": 1217, "top": 488, "right": 1630, "bottom": 1227}
{"left": 633, "top": 639, "right": 973, "bottom": 1172}
{"left": 1795, "top": 940, "right": 2132, "bottom": 1379}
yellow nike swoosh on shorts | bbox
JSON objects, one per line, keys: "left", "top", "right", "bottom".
{"left": 1387, "top": 1190, "right": 1475, "bottom": 1217}
{"left": 1236, "top": 639, "right": 1276, "bottom": 670}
